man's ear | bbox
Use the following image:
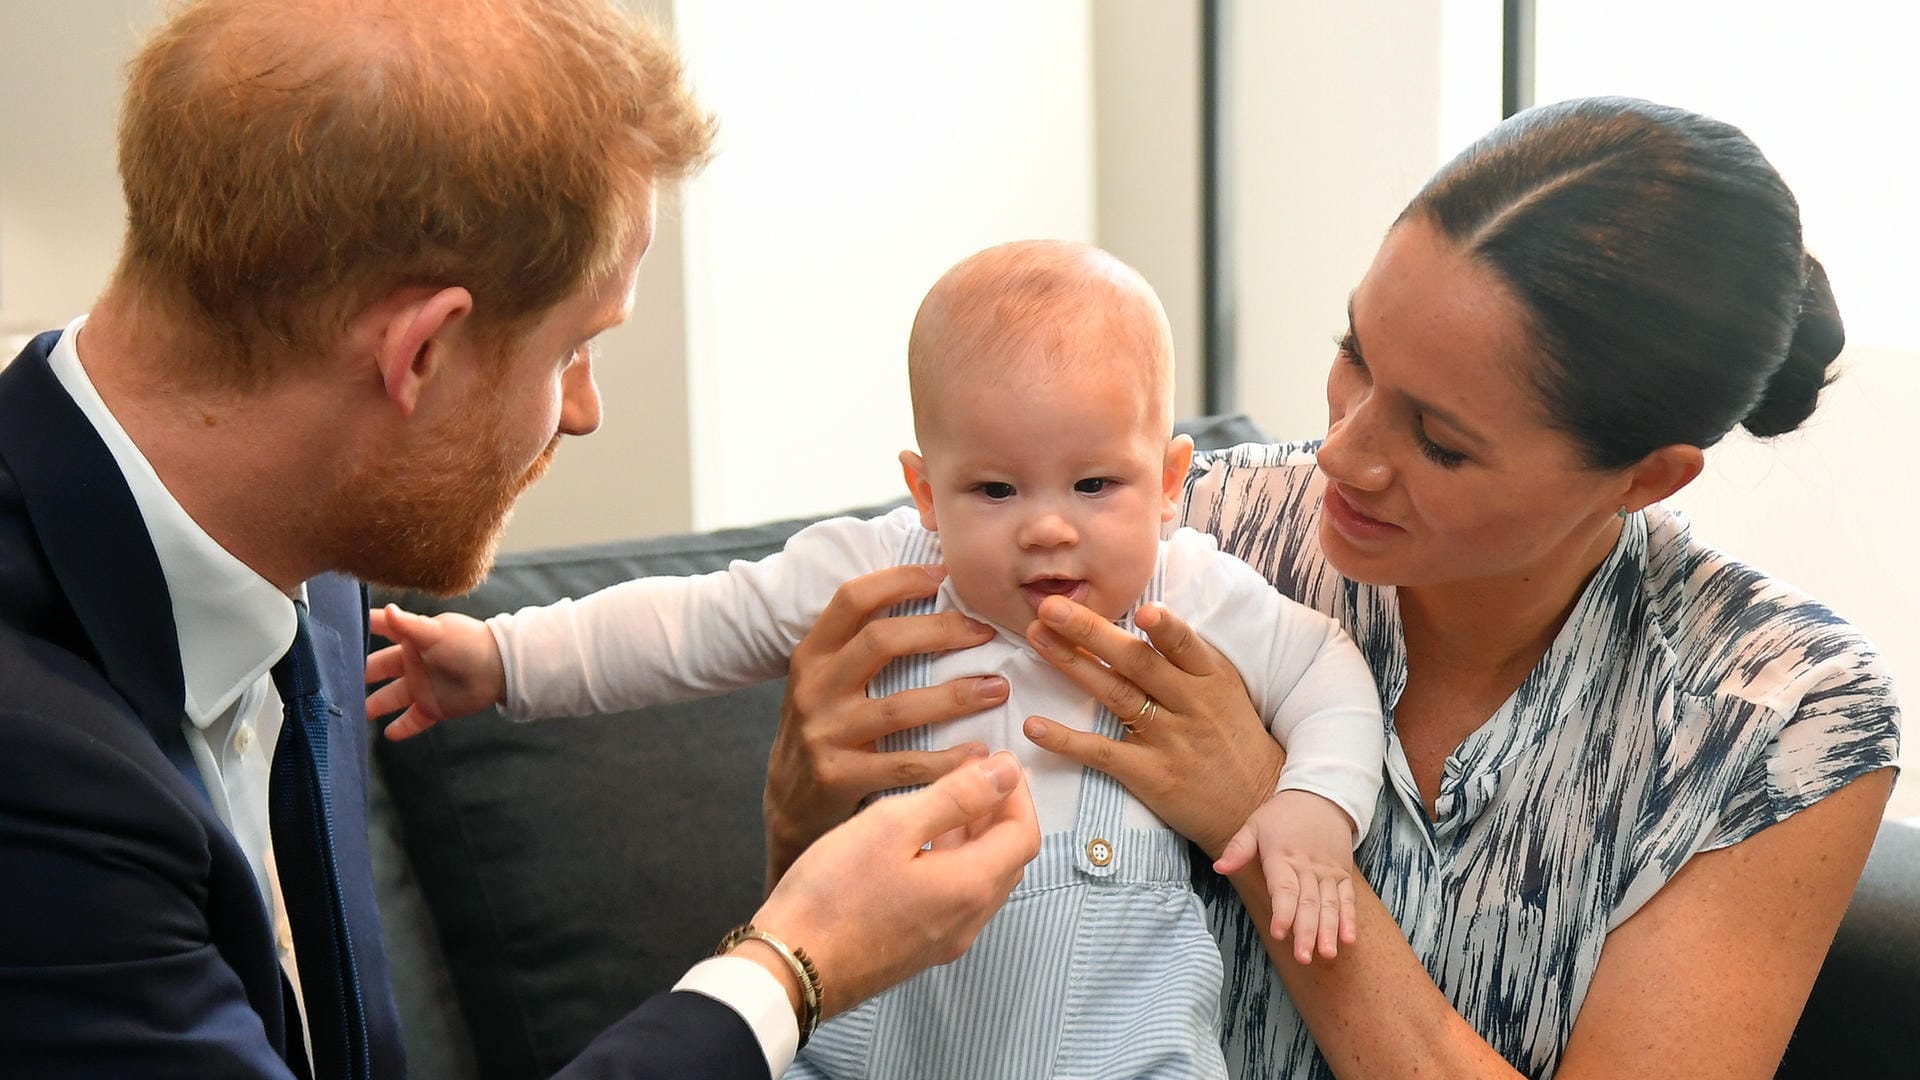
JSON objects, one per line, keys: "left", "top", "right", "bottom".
{"left": 371, "top": 287, "right": 474, "bottom": 417}
{"left": 1618, "top": 443, "right": 1705, "bottom": 514}
{"left": 900, "top": 450, "right": 938, "bottom": 532}
{"left": 1161, "top": 434, "right": 1195, "bottom": 522}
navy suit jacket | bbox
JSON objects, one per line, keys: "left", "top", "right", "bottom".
{"left": 0, "top": 332, "right": 769, "bottom": 1078}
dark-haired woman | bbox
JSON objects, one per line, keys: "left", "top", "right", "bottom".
{"left": 765, "top": 98, "right": 1900, "bottom": 1077}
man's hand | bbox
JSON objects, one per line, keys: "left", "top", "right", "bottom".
{"left": 764, "top": 564, "right": 1006, "bottom": 883}
{"left": 365, "top": 604, "right": 508, "bottom": 739}
{"left": 747, "top": 751, "right": 1040, "bottom": 1020}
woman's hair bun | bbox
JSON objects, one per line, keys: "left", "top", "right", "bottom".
{"left": 1742, "top": 254, "right": 1843, "bottom": 438}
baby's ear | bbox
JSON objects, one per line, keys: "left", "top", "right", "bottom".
{"left": 899, "top": 450, "right": 939, "bottom": 532}
{"left": 1160, "top": 434, "right": 1195, "bottom": 522}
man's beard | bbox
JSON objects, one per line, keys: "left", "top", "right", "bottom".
{"left": 330, "top": 402, "right": 560, "bottom": 596}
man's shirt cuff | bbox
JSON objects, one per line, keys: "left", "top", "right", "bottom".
{"left": 673, "top": 955, "right": 800, "bottom": 1077}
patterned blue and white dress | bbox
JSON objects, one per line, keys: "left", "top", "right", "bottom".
{"left": 1181, "top": 442, "right": 1902, "bottom": 1079}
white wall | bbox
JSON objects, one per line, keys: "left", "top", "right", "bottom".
{"left": 1667, "top": 342, "right": 1917, "bottom": 713}
{"left": 1674, "top": 356, "right": 1918, "bottom": 819}
{"left": 495, "top": 0, "right": 696, "bottom": 552}
{"left": 1093, "top": 0, "right": 1204, "bottom": 421}
{"left": 671, "top": 0, "right": 1098, "bottom": 530}
{"left": 1227, "top": 0, "right": 1449, "bottom": 443}
{"left": 0, "top": 2, "right": 159, "bottom": 331}
{"left": 550, "top": 1, "right": 1199, "bottom": 540}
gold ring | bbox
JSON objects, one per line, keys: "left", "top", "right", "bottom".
{"left": 1124, "top": 697, "right": 1158, "bottom": 734}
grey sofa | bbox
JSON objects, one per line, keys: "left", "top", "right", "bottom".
{"left": 365, "top": 415, "right": 1918, "bottom": 1079}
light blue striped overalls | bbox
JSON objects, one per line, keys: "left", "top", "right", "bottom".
{"left": 787, "top": 528, "right": 1230, "bottom": 1080}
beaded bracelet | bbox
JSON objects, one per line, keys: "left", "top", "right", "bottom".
{"left": 715, "top": 923, "right": 823, "bottom": 1047}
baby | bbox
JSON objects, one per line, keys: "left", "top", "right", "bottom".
{"left": 367, "top": 240, "right": 1385, "bottom": 1079}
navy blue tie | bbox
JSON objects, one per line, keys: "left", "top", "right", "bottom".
{"left": 270, "top": 604, "right": 371, "bottom": 1080}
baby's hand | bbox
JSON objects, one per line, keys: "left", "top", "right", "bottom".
{"left": 1213, "top": 789, "right": 1358, "bottom": 965}
{"left": 365, "top": 604, "right": 507, "bottom": 740}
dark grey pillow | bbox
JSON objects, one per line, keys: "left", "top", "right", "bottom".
{"left": 372, "top": 415, "right": 1274, "bottom": 1078}
{"left": 1776, "top": 820, "right": 1920, "bottom": 1078}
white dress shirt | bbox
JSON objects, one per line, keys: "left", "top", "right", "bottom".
{"left": 47, "top": 315, "right": 311, "bottom": 1042}
{"left": 674, "top": 956, "right": 801, "bottom": 1077}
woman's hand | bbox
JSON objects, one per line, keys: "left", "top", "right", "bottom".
{"left": 1018, "top": 595, "right": 1283, "bottom": 859}
{"left": 764, "top": 564, "right": 1008, "bottom": 884}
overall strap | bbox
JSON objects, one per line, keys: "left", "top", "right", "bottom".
{"left": 871, "top": 525, "right": 943, "bottom": 765}
{"left": 1069, "top": 561, "right": 1167, "bottom": 879}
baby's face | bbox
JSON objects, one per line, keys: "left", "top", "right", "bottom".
{"left": 904, "top": 362, "right": 1186, "bottom": 635}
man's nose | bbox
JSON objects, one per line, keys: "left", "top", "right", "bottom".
{"left": 558, "top": 351, "right": 602, "bottom": 436}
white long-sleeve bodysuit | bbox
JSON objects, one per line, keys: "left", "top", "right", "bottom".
{"left": 489, "top": 506, "right": 1385, "bottom": 1079}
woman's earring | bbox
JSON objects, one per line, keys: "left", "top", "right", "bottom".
{"left": 1616, "top": 506, "right": 1630, "bottom": 520}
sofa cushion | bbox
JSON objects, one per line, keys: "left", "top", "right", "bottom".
{"left": 1776, "top": 819, "right": 1920, "bottom": 1078}
{"left": 371, "top": 415, "right": 1276, "bottom": 1077}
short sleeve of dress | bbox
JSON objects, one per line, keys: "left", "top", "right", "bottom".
{"left": 1704, "top": 645, "right": 1901, "bottom": 853}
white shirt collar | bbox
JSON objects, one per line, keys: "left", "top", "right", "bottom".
{"left": 46, "top": 314, "right": 301, "bottom": 728}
